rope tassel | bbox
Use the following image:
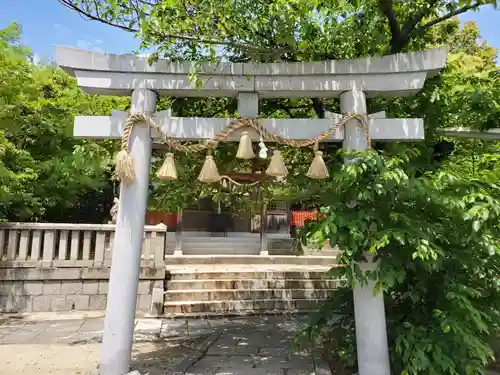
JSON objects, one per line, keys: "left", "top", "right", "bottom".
{"left": 198, "top": 152, "right": 221, "bottom": 183}
{"left": 266, "top": 150, "right": 288, "bottom": 178}
{"left": 114, "top": 114, "right": 153, "bottom": 184}
{"left": 306, "top": 143, "right": 329, "bottom": 180}
{"left": 236, "top": 131, "right": 255, "bottom": 159}
{"left": 115, "top": 149, "right": 136, "bottom": 184}
{"left": 157, "top": 152, "right": 178, "bottom": 181}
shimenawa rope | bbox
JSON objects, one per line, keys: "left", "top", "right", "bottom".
{"left": 114, "top": 113, "right": 371, "bottom": 183}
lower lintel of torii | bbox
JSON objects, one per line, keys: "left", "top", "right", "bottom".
{"left": 437, "top": 127, "right": 500, "bottom": 140}
{"left": 75, "top": 109, "right": 425, "bottom": 143}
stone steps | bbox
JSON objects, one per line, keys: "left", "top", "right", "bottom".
{"left": 166, "top": 278, "right": 340, "bottom": 290}
{"left": 165, "top": 288, "right": 337, "bottom": 301}
{"left": 167, "top": 269, "right": 331, "bottom": 281}
{"left": 162, "top": 310, "right": 316, "bottom": 319}
{"left": 180, "top": 247, "right": 261, "bottom": 255}
{"left": 180, "top": 237, "right": 260, "bottom": 244}
{"left": 179, "top": 238, "right": 261, "bottom": 255}
{"left": 163, "top": 240, "right": 340, "bottom": 316}
{"left": 164, "top": 262, "right": 339, "bottom": 317}
{"left": 171, "top": 236, "right": 340, "bottom": 256}
{"left": 167, "top": 271, "right": 330, "bottom": 281}
{"left": 164, "top": 298, "right": 328, "bottom": 315}
{"left": 165, "top": 255, "right": 338, "bottom": 266}
{"left": 178, "top": 232, "right": 263, "bottom": 238}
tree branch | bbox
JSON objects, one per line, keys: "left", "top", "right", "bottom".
{"left": 389, "top": 1, "right": 486, "bottom": 53}
{"left": 58, "top": 0, "right": 137, "bottom": 32}
{"left": 377, "top": 0, "right": 402, "bottom": 50}
{"left": 312, "top": 98, "right": 324, "bottom": 118}
{"left": 400, "top": 0, "right": 439, "bottom": 38}
{"left": 415, "top": 2, "right": 484, "bottom": 31}
{"left": 60, "top": 0, "right": 488, "bottom": 59}
{"left": 58, "top": 0, "right": 295, "bottom": 56}
{"left": 385, "top": 0, "right": 439, "bottom": 54}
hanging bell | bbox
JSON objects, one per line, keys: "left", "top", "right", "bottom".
{"left": 198, "top": 152, "right": 221, "bottom": 183}
{"left": 266, "top": 150, "right": 288, "bottom": 178}
{"left": 306, "top": 144, "right": 329, "bottom": 180}
{"left": 236, "top": 131, "right": 255, "bottom": 159}
{"left": 156, "top": 152, "right": 178, "bottom": 181}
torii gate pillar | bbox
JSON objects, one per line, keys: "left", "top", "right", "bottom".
{"left": 99, "top": 89, "right": 157, "bottom": 375}
{"left": 341, "top": 88, "right": 391, "bottom": 375}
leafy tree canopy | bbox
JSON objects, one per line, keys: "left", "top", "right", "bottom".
{"left": 58, "top": 0, "right": 497, "bottom": 61}
{"left": 294, "top": 148, "right": 500, "bottom": 375}
{"left": 0, "top": 22, "right": 128, "bottom": 221}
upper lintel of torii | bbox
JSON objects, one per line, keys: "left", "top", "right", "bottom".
{"left": 53, "top": 45, "right": 448, "bottom": 99}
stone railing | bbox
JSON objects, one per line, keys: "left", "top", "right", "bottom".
{"left": 0, "top": 223, "right": 167, "bottom": 268}
{"left": 0, "top": 223, "right": 167, "bottom": 314}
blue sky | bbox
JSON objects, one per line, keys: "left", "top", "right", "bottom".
{"left": 0, "top": 0, "right": 139, "bottom": 61}
{"left": 0, "top": 0, "right": 498, "bottom": 61}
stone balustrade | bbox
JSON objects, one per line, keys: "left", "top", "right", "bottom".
{"left": 0, "top": 223, "right": 167, "bottom": 313}
{"left": 0, "top": 222, "right": 333, "bottom": 314}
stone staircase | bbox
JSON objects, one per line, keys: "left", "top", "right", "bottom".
{"left": 164, "top": 240, "right": 341, "bottom": 317}
{"left": 180, "top": 236, "right": 261, "bottom": 255}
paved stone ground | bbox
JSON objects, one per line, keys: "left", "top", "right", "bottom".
{"left": 0, "top": 312, "right": 327, "bottom": 375}
{"left": 184, "top": 316, "right": 329, "bottom": 375}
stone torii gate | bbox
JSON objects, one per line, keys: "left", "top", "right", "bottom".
{"left": 54, "top": 45, "right": 447, "bottom": 375}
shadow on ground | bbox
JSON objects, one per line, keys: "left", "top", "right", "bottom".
{"left": 132, "top": 315, "right": 329, "bottom": 375}
{"left": 131, "top": 336, "right": 207, "bottom": 375}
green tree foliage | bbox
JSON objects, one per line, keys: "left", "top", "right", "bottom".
{"left": 294, "top": 149, "right": 500, "bottom": 375}
{"left": 58, "top": 0, "right": 497, "bottom": 60}
{"left": 0, "top": 23, "right": 127, "bottom": 221}
{"left": 371, "top": 20, "right": 500, "bottom": 177}
{"left": 290, "top": 22, "right": 500, "bottom": 375}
